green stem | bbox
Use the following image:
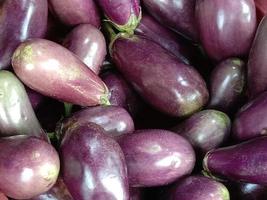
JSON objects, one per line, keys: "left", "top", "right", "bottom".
{"left": 64, "top": 102, "right": 73, "bottom": 117}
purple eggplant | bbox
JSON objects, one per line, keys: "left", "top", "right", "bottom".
{"left": 208, "top": 58, "right": 246, "bottom": 113}
{"left": 142, "top": 0, "right": 198, "bottom": 41}
{"left": 48, "top": 0, "right": 100, "bottom": 27}
{"left": 96, "top": 0, "right": 141, "bottom": 33}
{"left": 232, "top": 182, "right": 267, "bottom": 200}
{"left": 0, "top": 135, "right": 60, "bottom": 199}
{"left": 26, "top": 87, "right": 45, "bottom": 110}
{"left": 0, "top": 193, "right": 8, "bottom": 200}
{"left": 196, "top": 0, "right": 257, "bottom": 61}
{"left": 168, "top": 176, "right": 230, "bottom": 200}
{"left": 118, "top": 129, "right": 195, "bottom": 187}
{"left": 0, "top": 0, "right": 48, "bottom": 69}
{"left": 232, "top": 91, "right": 267, "bottom": 141}
{"left": 111, "top": 34, "right": 209, "bottom": 117}
{"left": 130, "top": 188, "right": 142, "bottom": 200}
{"left": 12, "top": 39, "right": 110, "bottom": 107}
{"left": 63, "top": 24, "right": 106, "bottom": 74}
{"left": 203, "top": 136, "right": 267, "bottom": 184}
{"left": 172, "top": 110, "right": 231, "bottom": 154}
{"left": 60, "top": 123, "right": 129, "bottom": 200}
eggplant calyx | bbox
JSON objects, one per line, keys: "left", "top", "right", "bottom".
{"left": 100, "top": 94, "right": 111, "bottom": 106}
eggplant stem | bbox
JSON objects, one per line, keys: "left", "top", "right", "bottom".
{"left": 64, "top": 102, "right": 73, "bottom": 117}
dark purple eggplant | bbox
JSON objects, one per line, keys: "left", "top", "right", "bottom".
{"left": 26, "top": 87, "right": 45, "bottom": 110}
{"left": 130, "top": 188, "right": 142, "bottom": 200}
{"left": 172, "top": 110, "right": 231, "bottom": 154}
{"left": 208, "top": 58, "right": 246, "bottom": 113}
{"left": 60, "top": 123, "right": 129, "bottom": 200}
{"left": 63, "top": 24, "right": 106, "bottom": 74}
{"left": 111, "top": 34, "right": 209, "bottom": 117}
{"left": 236, "top": 182, "right": 267, "bottom": 200}
{"left": 0, "top": 0, "right": 48, "bottom": 69}
{"left": 12, "top": 39, "right": 110, "bottom": 107}
{"left": 196, "top": 0, "right": 257, "bottom": 61}
{"left": 118, "top": 129, "right": 195, "bottom": 187}
{"left": 0, "top": 135, "right": 60, "bottom": 199}
{"left": 203, "top": 136, "right": 267, "bottom": 184}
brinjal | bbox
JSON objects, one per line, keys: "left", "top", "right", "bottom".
{"left": 60, "top": 123, "right": 129, "bottom": 200}
{"left": 203, "top": 136, "right": 267, "bottom": 184}
{"left": 0, "top": 135, "right": 60, "bottom": 199}
{"left": 0, "top": 0, "right": 48, "bottom": 69}
{"left": 0, "top": 193, "right": 8, "bottom": 200}
{"left": 63, "top": 24, "right": 106, "bottom": 74}
{"left": 130, "top": 188, "right": 142, "bottom": 200}
{"left": 236, "top": 182, "right": 267, "bottom": 200}
{"left": 118, "top": 129, "right": 195, "bottom": 187}
{"left": 26, "top": 87, "right": 44, "bottom": 110}
{"left": 12, "top": 39, "right": 110, "bottom": 107}
{"left": 255, "top": 0, "right": 267, "bottom": 22}
{"left": 196, "top": 0, "right": 257, "bottom": 61}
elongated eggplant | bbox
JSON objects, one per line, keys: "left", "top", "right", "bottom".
{"left": 196, "top": 0, "right": 256, "bottom": 61}
{"left": 60, "top": 123, "right": 129, "bottom": 200}
{"left": 118, "top": 129, "right": 195, "bottom": 187}
{"left": 0, "top": 0, "right": 48, "bottom": 69}
{"left": 203, "top": 136, "right": 267, "bottom": 184}
{"left": 172, "top": 110, "right": 231, "bottom": 154}
{"left": 48, "top": 0, "right": 100, "bottom": 27}
{"left": 111, "top": 34, "right": 209, "bottom": 117}
{"left": 0, "top": 135, "right": 60, "bottom": 199}
{"left": 12, "top": 39, "right": 110, "bottom": 107}
{"left": 63, "top": 24, "right": 106, "bottom": 74}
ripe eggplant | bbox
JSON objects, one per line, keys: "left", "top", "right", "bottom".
{"left": 117, "top": 129, "right": 195, "bottom": 187}
{"left": 0, "top": 135, "right": 60, "bottom": 199}
{"left": 63, "top": 24, "right": 106, "bottom": 74}
{"left": 0, "top": 193, "right": 8, "bottom": 200}
{"left": 26, "top": 87, "right": 45, "bottom": 110}
{"left": 12, "top": 39, "right": 110, "bottom": 107}
{"left": 255, "top": 0, "right": 267, "bottom": 22}
{"left": 130, "top": 188, "right": 142, "bottom": 200}
{"left": 203, "top": 136, "right": 267, "bottom": 184}
{"left": 196, "top": 0, "right": 257, "bottom": 61}
{"left": 60, "top": 123, "right": 129, "bottom": 200}
{"left": 0, "top": 0, "right": 48, "bottom": 69}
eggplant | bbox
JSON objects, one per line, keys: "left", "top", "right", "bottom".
{"left": 48, "top": 0, "right": 100, "bottom": 27}
{"left": 26, "top": 87, "right": 45, "bottom": 110}
{"left": 12, "top": 39, "right": 110, "bottom": 107}
{"left": 208, "top": 58, "right": 246, "bottom": 113}
{"left": 0, "top": 0, "right": 48, "bottom": 69}
{"left": 172, "top": 110, "right": 231, "bottom": 154}
{"left": 234, "top": 182, "right": 267, "bottom": 200}
{"left": 111, "top": 34, "right": 209, "bottom": 117}
{"left": 117, "top": 129, "right": 195, "bottom": 187}
{"left": 130, "top": 188, "right": 142, "bottom": 200}
{"left": 63, "top": 24, "right": 106, "bottom": 74}
{"left": 0, "top": 193, "right": 8, "bottom": 200}
{"left": 255, "top": 0, "right": 267, "bottom": 22}
{"left": 203, "top": 136, "right": 267, "bottom": 184}
{"left": 0, "top": 135, "right": 60, "bottom": 199}
{"left": 142, "top": 0, "right": 198, "bottom": 41}
{"left": 60, "top": 123, "right": 129, "bottom": 200}
{"left": 196, "top": 0, "right": 257, "bottom": 61}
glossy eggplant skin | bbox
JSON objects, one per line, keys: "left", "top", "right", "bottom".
{"left": 196, "top": 0, "right": 256, "bottom": 61}
{"left": 203, "top": 136, "right": 267, "bottom": 184}
{"left": 63, "top": 24, "right": 106, "bottom": 74}
{"left": 0, "top": 135, "right": 60, "bottom": 199}
{"left": 60, "top": 123, "right": 129, "bottom": 200}
{"left": 12, "top": 39, "right": 110, "bottom": 107}
{"left": 26, "top": 87, "right": 44, "bottom": 110}
{"left": 111, "top": 34, "right": 209, "bottom": 117}
{"left": 172, "top": 110, "right": 231, "bottom": 154}
{"left": 48, "top": 0, "right": 100, "bottom": 27}
{"left": 0, "top": 0, "right": 48, "bottom": 69}
{"left": 234, "top": 182, "right": 267, "bottom": 200}
{"left": 142, "top": 0, "right": 198, "bottom": 41}
{"left": 117, "top": 129, "right": 195, "bottom": 187}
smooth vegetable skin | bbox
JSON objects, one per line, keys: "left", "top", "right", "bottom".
{"left": 196, "top": 0, "right": 256, "bottom": 61}
{"left": 0, "top": 135, "right": 60, "bottom": 199}
{"left": 255, "top": 0, "right": 267, "bottom": 22}
{"left": 203, "top": 136, "right": 267, "bottom": 184}
{"left": 231, "top": 182, "right": 267, "bottom": 200}
{"left": 111, "top": 34, "right": 209, "bottom": 117}
{"left": 12, "top": 39, "right": 110, "bottom": 106}
{"left": 63, "top": 24, "right": 106, "bottom": 74}
{"left": 26, "top": 87, "right": 44, "bottom": 110}
{"left": 0, "top": 0, "right": 48, "bottom": 69}
{"left": 0, "top": 193, "right": 8, "bottom": 200}
{"left": 61, "top": 123, "right": 129, "bottom": 200}
{"left": 118, "top": 129, "right": 195, "bottom": 187}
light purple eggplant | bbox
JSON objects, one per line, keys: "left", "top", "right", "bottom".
{"left": 172, "top": 110, "right": 231, "bottom": 154}
{"left": 0, "top": 0, "right": 48, "bottom": 69}
{"left": 142, "top": 0, "right": 198, "bottom": 41}
{"left": 0, "top": 135, "right": 60, "bottom": 199}
{"left": 60, "top": 123, "right": 129, "bottom": 200}
{"left": 203, "top": 136, "right": 267, "bottom": 184}
{"left": 111, "top": 34, "right": 209, "bottom": 117}
{"left": 117, "top": 129, "right": 195, "bottom": 187}
{"left": 12, "top": 39, "right": 110, "bottom": 107}
{"left": 63, "top": 24, "right": 106, "bottom": 74}
{"left": 48, "top": 0, "right": 100, "bottom": 27}
{"left": 196, "top": 0, "right": 257, "bottom": 61}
